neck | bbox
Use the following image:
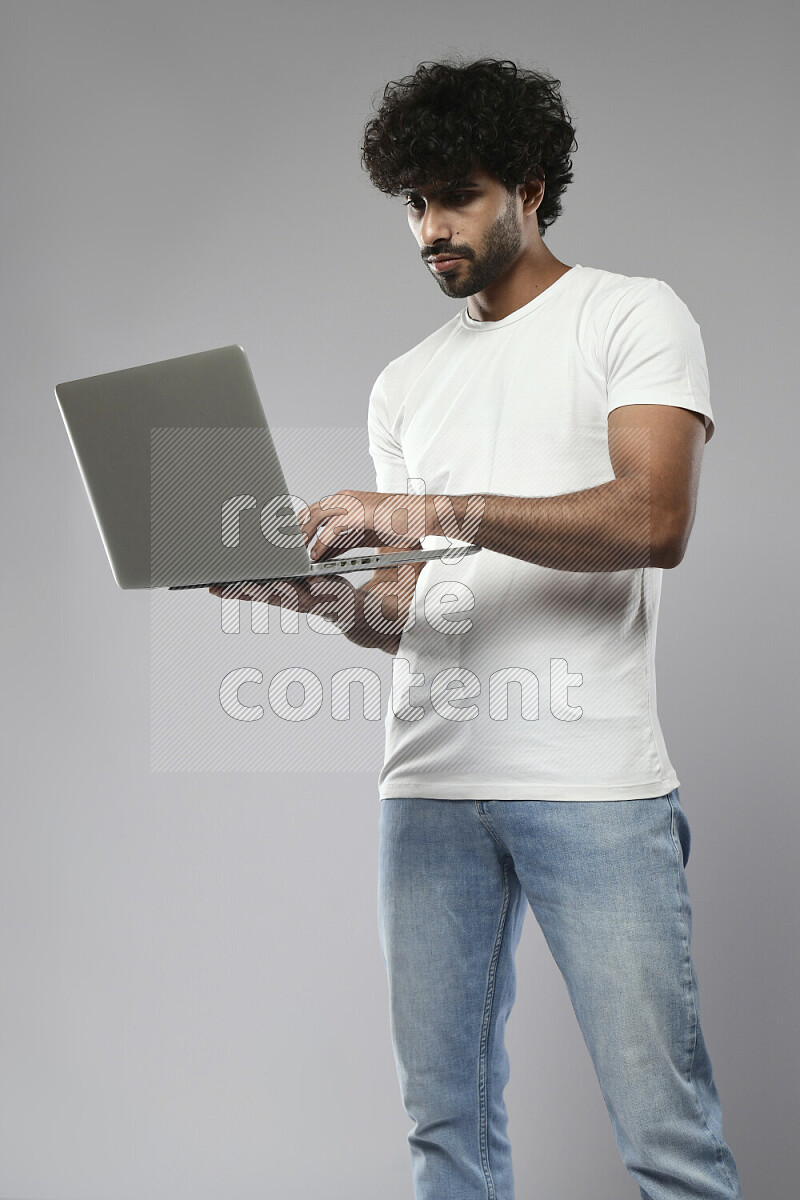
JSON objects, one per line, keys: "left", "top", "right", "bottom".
{"left": 466, "top": 248, "right": 572, "bottom": 323}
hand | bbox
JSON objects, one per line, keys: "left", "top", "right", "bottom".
{"left": 208, "top": 573, "right": 355, "bottom": 623}
{"left": 296, "top": 489, "right": 426, "bottom": 561}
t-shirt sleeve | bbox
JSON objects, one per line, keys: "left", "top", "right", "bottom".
{"left": 602, "top": 277, "right": 715, "bottom": 443}
{"left": 367, "top": 370, "right": 413, "bottom": 493}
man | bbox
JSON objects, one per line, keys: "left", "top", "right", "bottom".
{"left": 212, "top": 57, "right": 744, "bottom": 1200}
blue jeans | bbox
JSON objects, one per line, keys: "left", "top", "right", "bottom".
{"left": 377, "top": 788, "right": 743, "bottom": 1199}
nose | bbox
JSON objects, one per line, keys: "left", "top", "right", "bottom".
{"left": 419, "top": 202, "right": 456, "bottom": 250}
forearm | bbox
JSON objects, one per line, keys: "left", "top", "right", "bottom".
{"left": 425, "top": 475, "right": 667, "bottom": 572}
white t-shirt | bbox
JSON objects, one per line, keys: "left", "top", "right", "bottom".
{"left": 367, "top": 264, "right": 714, "bottom": 801}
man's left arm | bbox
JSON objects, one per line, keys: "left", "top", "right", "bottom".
{"left": 422, "top": 403, "right": 707, "bottom": 572}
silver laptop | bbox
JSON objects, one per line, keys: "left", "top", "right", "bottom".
{"left": 55, "top": 345, "right": 480, "bottom": 589}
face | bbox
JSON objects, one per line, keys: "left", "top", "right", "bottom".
{"left": 403, "top": 165, "right": 525, "bottom": 298}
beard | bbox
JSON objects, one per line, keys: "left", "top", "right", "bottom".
{"left": 431, "top": 189, "right": 523, "bottom": 298}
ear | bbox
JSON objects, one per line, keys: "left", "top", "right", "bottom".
{"left": 521, "top": 171, "right": 545, "bottom": 213}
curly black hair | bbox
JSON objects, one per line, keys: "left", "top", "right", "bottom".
{"left": 361, "top": 57, "right": 577, "bottom": 238}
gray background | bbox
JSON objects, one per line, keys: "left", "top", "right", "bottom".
{"left": 2, "top": 1, "right": 797, "bottom": 1196}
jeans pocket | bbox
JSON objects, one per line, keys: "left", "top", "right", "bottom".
{"left": 668, "top": 788, "right": 691, "bottom": 869}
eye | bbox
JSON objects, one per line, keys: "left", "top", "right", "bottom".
{"left": 403, "top": 191, "right": 473, "bottom": 211}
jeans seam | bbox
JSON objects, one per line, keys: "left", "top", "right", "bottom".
{"left": 477, "top": 854, "right": 512, "bottom": 1200}
{"left": 474, "top": 800, "right": 510, "bottom": 857}
{"left": 669, "top": 797, "right": 699, "bottom": 1084}
{"left": 668, "top": 793, "right": 741, "bottom": 1196}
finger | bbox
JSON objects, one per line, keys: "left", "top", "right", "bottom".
{"left": 210, "top": 583, "right": 250, "bottom": 600}
{"left": 307, "top": 494, "right": 366, "bottom": 553}
{"left": 210, "top": 582, "right": 273, "bottom": 604}
{"left": 210, "top": 578, "right": 350, "bottom": 617}
{"left": 309, "top": 520, "right": 364, "bottom": 558}
{"left": 297, "top": 508, "right": 318, "bottom": 547}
